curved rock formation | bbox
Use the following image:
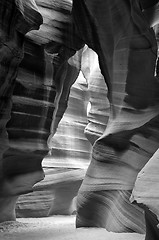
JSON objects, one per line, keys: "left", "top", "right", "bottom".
{"left": 1, "top": 3, "right": 159, "bottom": 239}
{"left": 16, "top": 65, "right": 92, "bottom": 217}
{"left": 0, "top": 0, "right": 83, "bottom": 222}
{"left": 131, "top": 148, "right": 159, "bottom": 221}
{"left": 0, "top": 0, "right": 43, "bottom": 223}
{"left": 131, "top": 23, "right": 159, "bottom": 239}
{"left": 81, "top": 46, "right": 110, "bottom": 145}
{"left": 0, "top": 0, "right": 79, "bottom": 222}
{"left": 74, "top": 0, "right": 159, "bottom": 234}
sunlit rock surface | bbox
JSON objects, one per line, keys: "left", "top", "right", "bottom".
{"left": 74, "top": 0, "right": 159, "bottom": 234}
{"left": 14, "top": 0, "right": 91, "bottom": 218}
{"left": 0, "top": 0, "right": 85, "bottom": 222}
{"left": 2, "top": 0, "right": 82, "bottom": 220}
{"left": 81, "top": 46, "right": 110, "bottom": 145}
{"left": 1, "top": 2, "right": 159, "bottom": 238}
{"left": 131, "top": 148, "right": 159, "bottom": 222}
{"left": 130, "top": 24, "right": 159, "bottom": 224}
{"left": 16, "top": 71, "right": 92, "bottom": 217}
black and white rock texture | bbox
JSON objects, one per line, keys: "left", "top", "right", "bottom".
{"left": 1, "top": 2, "right": 159, "bottom": 238}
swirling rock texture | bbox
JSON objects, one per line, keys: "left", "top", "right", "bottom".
{"left": 131, "top": 23, "right": 159, "bottom": 239}
{"left": 1, "top": 2, "right": 159, "bottom": 239}
{"left": 0, "top": 0, "right": 80, "bottom": 222}
{"left": 0, "top": 0, "right": 43, "bottom": 223}
{"left": 40, "top": 46, "right": 109, "bottom": 216}
{"left": 14, "top": 43, "right": 108, "bottom": 217}
{"left": 73, "top": 0, "right": 159, "bottom": 235}
{"left": 81, "top": 46, "right": 110, "bottom": 145}
{"left": 16, "top": 64, "right": 92, "bottom": 217}
{"left": 3, "top": 0, "right": 89, "bottom": 220}
{"left": 7, "top": 36, "right": 56, "bottom": 217}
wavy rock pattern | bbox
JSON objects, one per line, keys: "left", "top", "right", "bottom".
{"left": 81, "top": 46, "right": 110, "bottom": 145}
{"left": 1, "top": 2, "right": 159, "bottom": 238}
{"left": 130, "top": 19, "right": 159, "bottom": 220}
{"left": 0, "top": 0, "right": 75, "bottom": 222}
{"left": 1, "top": 0, "right": 82, "bottom": 220}
{"left": 74, "top": 0, "right": 159, "bottom": 234}
{"left": 0, "top": 0, "right": 43, "bottom": 223}
{"left": 15, "top": 0, "right": 89, "bottom": 217}
{"left": 16, "top": 70, "right": 92, "bottom": 217}
{"left": 6, "top": 36, "right": 56, "bottom": 173}
{"left": 15, "top": 44, "right": 108, "bottom": 218}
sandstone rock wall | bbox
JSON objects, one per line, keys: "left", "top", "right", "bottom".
{"left": 74, "top": 0, "right": 159, "bottom": 233}
{"left": 16, "top": 59, "right": 92, "bottom": 217}
{"left": 1, "top": 2, "right": 159, "bottom": 238}
{"left": 0, "top": 0, "right": 43, "bottom": 223}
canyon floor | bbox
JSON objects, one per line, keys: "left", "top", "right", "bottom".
{"left": 0, "top": 215, "right": 145, "bottom": 240}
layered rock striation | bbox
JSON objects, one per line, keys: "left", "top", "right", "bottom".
{"left": 1, "top": 2, "right": 159, "bottom": 238}
{"left": 0, "top": 0, "right": 43, "bottom": 223}
{"left": 74, "top": 0, "right": 159, "bottom": 234}
{"left": 16, "top": 65, "right": 92, "bottom": 217}
{"left": 0, "top": 0, "right": 79, "bottom": 222}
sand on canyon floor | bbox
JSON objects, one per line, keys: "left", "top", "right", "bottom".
{"left": 0, "top": 216, "right": 145, "bottom": 240}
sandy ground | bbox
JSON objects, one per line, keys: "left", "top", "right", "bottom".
{"left": 0, "top": 216, "right": 145, "bottom": 240}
